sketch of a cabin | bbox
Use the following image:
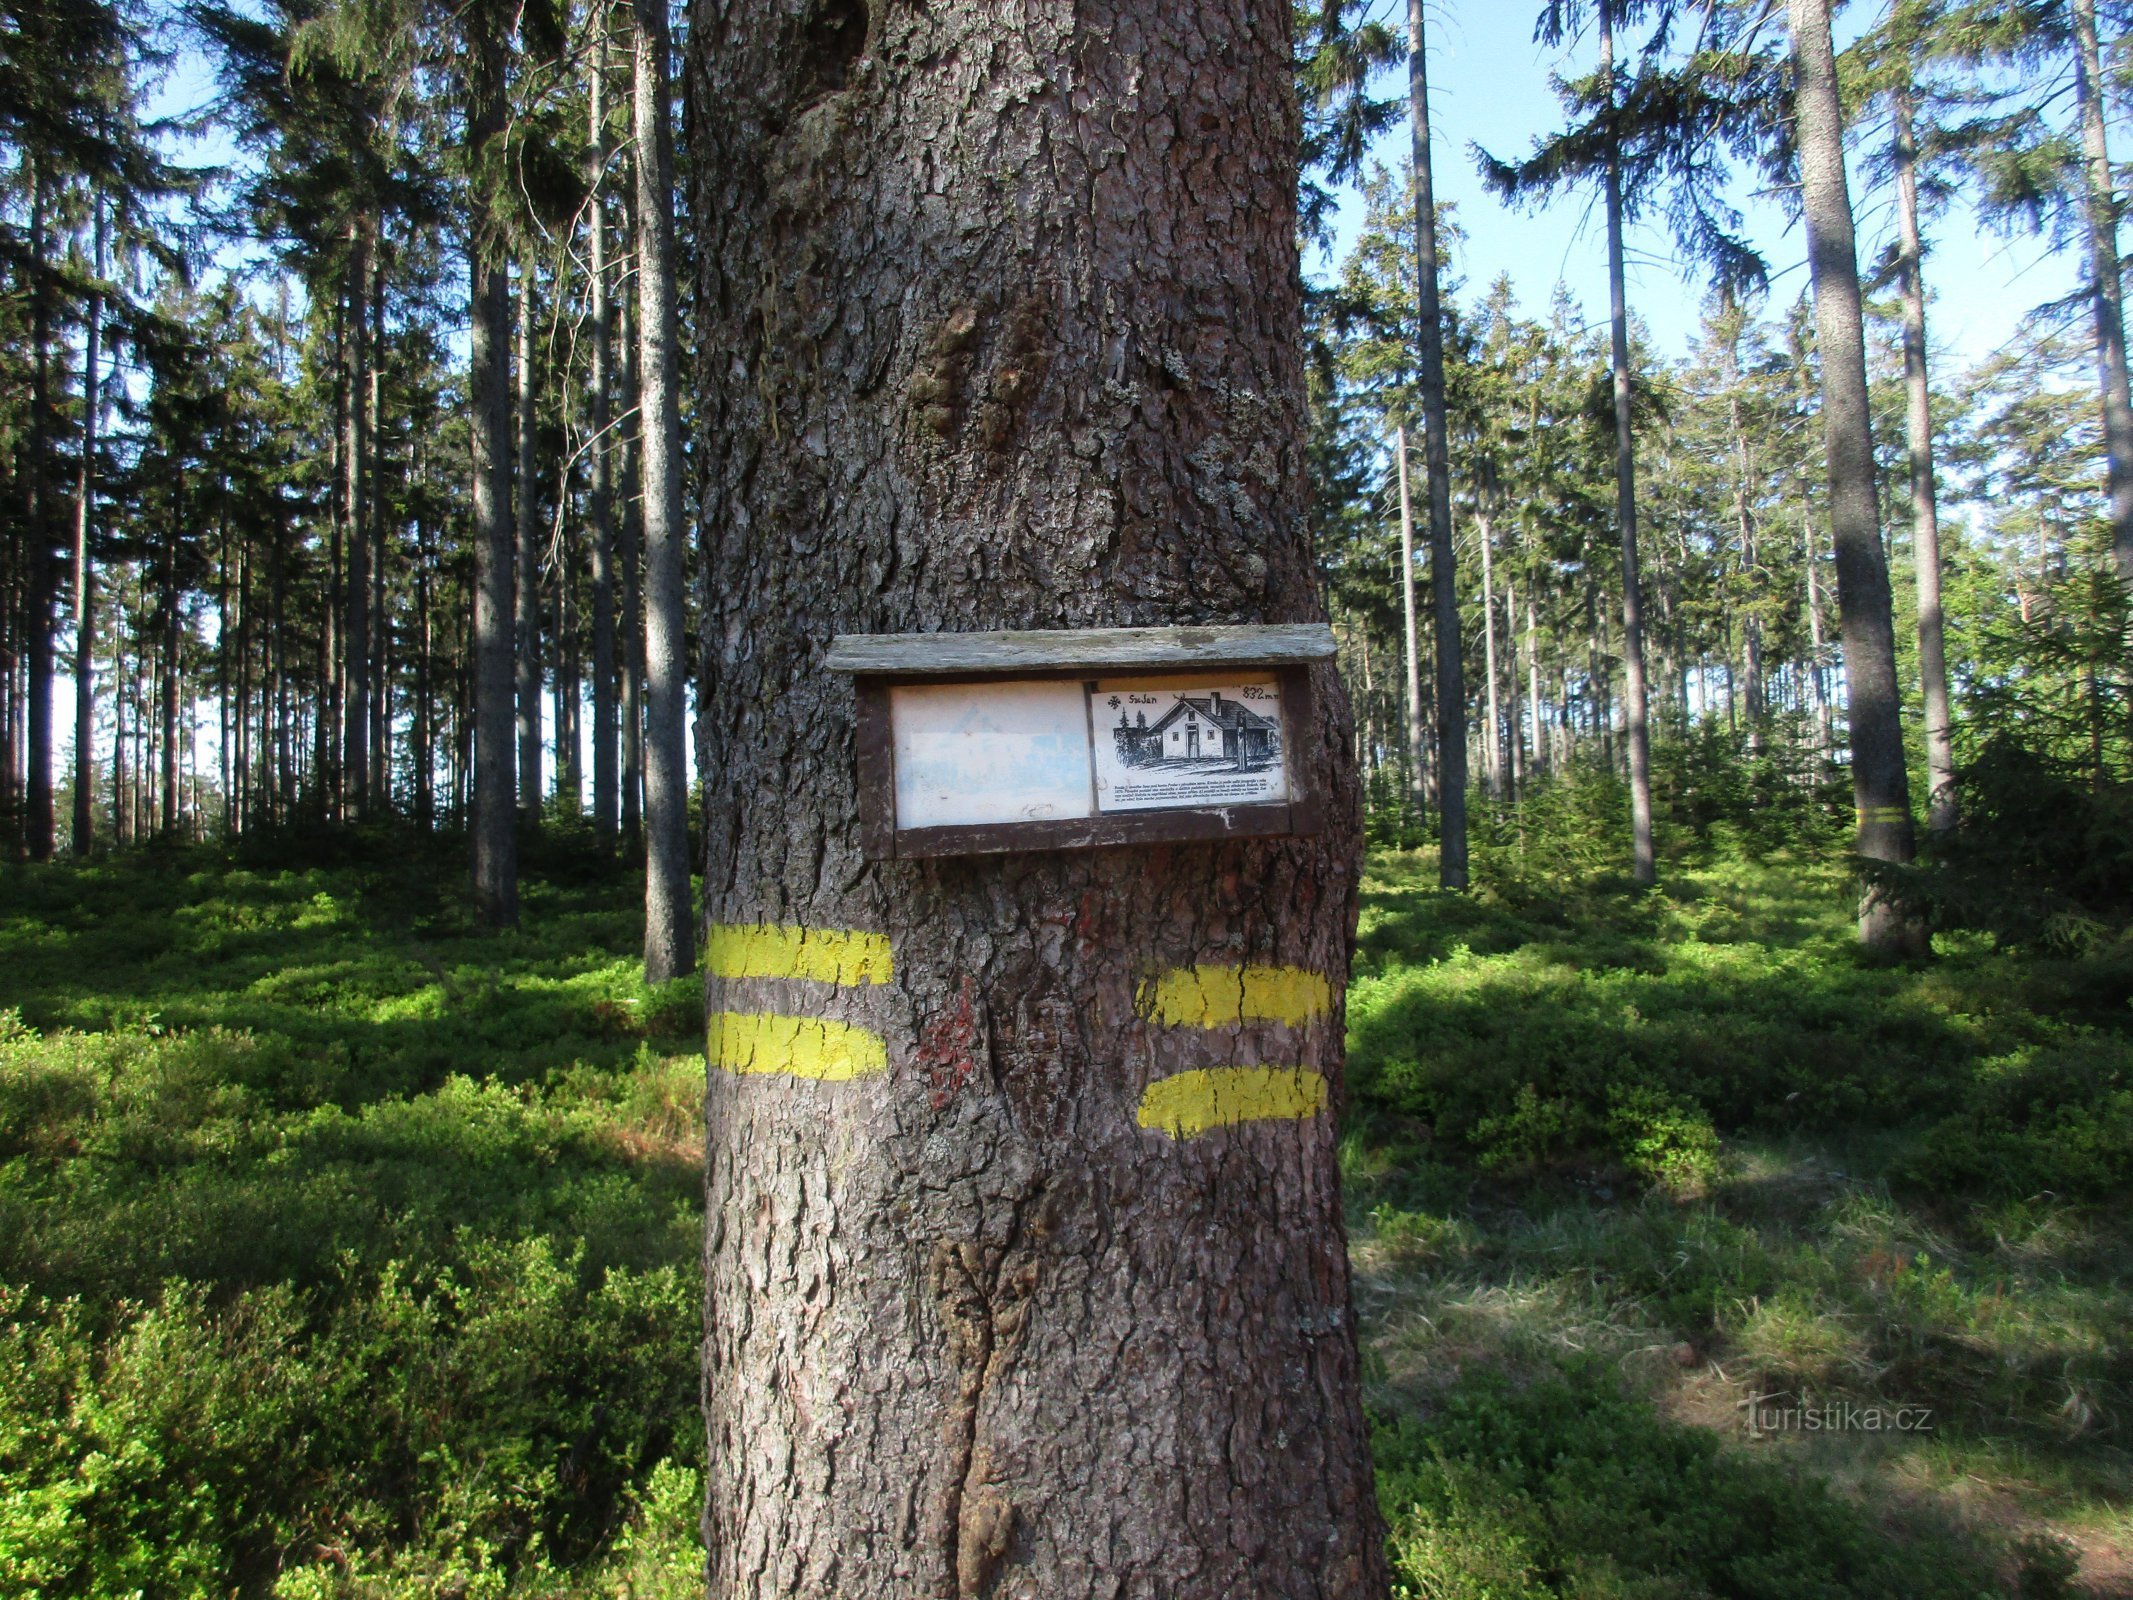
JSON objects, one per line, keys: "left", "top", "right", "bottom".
{"left": 1113, "top": 690, "right": 1281, "bottom": 771}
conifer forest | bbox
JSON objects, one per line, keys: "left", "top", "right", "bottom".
{"left": 2, "top": 0, "right": 2131, "bottom": 1595}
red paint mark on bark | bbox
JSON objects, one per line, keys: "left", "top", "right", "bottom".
{"left": 919, "top": 975, "right": 982, "bottom": 1109}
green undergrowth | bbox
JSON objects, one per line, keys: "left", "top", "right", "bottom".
{"left": 1348, "top": 838, "right": 2132, "bottom": 1599}
{"left": 6, "top": 827, "right": 2130, "bottom": 1596}
{"left": 0, "top": 832, "right": 707, "bottom": 1597}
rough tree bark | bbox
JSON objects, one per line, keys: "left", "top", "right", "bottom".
{"left": 636, "top": 0, "right": 691, "bottom": 981}
{"left": 687, "top": 0, "right": 1389, "bottom": 1593}
{"left": 1789, "top": 0, "right": 1924, "bottom": 956}
{"left": 470, "top": 18, "right": 518, "bottom": 926}
{"left": 1893, "top": 85, "right": 1956, "bottom": 835}
{"left": 1407, "top": 0, "right": 1466, "bottom": 887}
{"left": 1600, "top": 0, "right": 1655, "bottom": 884}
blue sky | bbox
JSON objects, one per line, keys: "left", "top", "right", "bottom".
{"left": 1306, "top": 0, "right": 2088, "bottom": 375}
{"left": 156, "top": 3, "right": 2088, "bottom": 376}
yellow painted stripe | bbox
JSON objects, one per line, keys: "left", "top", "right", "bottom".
{"left": 1136, "top": 1067, "right": 1328, "bottom": 1138}
{"left": 704, "top": 924, "right": 893, "bottom": 987}
{"left": 1855, "top": 805, "right": 1910, "bottom": 824}
{"left": 1138, "top": 965, "right": 1333, "bottom": 1029}
{"left": 708, "top": 1012, "right": 888, "bottom": 1081}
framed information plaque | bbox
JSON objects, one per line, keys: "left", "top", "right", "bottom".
{"left": 825, "top": 624, "right": 1334, "bottom": 859}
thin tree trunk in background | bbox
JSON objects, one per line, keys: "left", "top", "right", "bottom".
{"left": 2072, "top": 0, "right": 2133, "bottom": 580}
{"left": 25, "top": 160, "right": 56, "bottom": 861}
{"left": 1395, "top": 426, "right": 1427, "bottom": 821}
{"left": 635, "top": 0, "right": 692, "bottom": 982}
{"left": 691, "top": 0, "right": 1386, "bottom": 1586}
{"left": 1789, "top": 0, "right": 1924, "bottom": 956}
{"left": 274, "top": 513, "right": 292, "bottom": 819}
{"left": 1408, "top": 0, "right": 1467, "bottom": 887}
{"left": 370, "top": 264, "right": 388, "bottom": 809}
{"left": 1601, "top": 0, "right": 1655, "bottom": 884}
{"left": 1718, "top": 319, "right": 1766, "bottom": 753}
{"left": 344, "top": 239, "right": 372, "bottom": 815}
{"left": 1526, "top": 593, "right": 1544, "bottom": 780}
{"left": 470, "top": 23, "right": 519, "bottom": 927}
{"left": 236, "top": 527, "right": 252, "bottom": 830}
{"left": 2, "top": 493, "right": 17, "bottom": 860}
{"left": 554, "top": 391, "right": 580, "bottom": 814}
{"left": 1478, "top": 498, "right": 1501, "bottom": 800}
{"left": 515, "top": 252, "right": 543, "bottom": 821}
{"left": 1726, "top": 370, "right": 1768, "bottom": 756}
{"left": 1797, "top": 511, "right": 1824, "bottom": 745}
{"left": 161, "top": 513, "right": 180, "bottom": 837}
{"left": 326, "top": 303, "right": 345, "bottom": 816}
{"left": 590, "top": 12, "right": 619, "bottom": 853}
{"left": 1505, "top": 575, "right": 1523, "bottom": 799}
{"left": 218, "top": 515, "right": 232, "bottom": 833}
{"left": 1894, "top": 86, "right": 1958, "bottom": 836}
{"left": 620, "top": 281, "right": 645, "bottom": 847}
{"left": 415, "top": 484, "right": 434, "bottom": 826}
{"left": 73, "top": 196, "right": 104, "bottom": 856}
{"left": 111, "top": 620, "right": 126, "bottom": 846}
{"left": 1356, "top": 621, "right": 1376, "bottom": 779}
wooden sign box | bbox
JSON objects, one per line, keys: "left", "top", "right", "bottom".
{"left": 826, "top": 624, "right": 1335, "bottom": 860}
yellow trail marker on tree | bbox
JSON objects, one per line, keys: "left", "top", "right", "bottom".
{"left": 1136, "top": 1067, "right": 1329, "bottom": 1139}
{"left": 707, "top": 1012, "right": 889, "bottom": 1082}
{"left": 1136, "top": 964, "right": 1332, "bottom": 1029}
{"left": 704, "top": 924, "right": 895, "bottom": 986}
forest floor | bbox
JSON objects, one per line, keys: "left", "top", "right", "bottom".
{"left": 1348, "top": 840, "right": 2133, "bottom": 1599}
{"left": 0, "top": 828, "right": 2126, "bottom": 1595}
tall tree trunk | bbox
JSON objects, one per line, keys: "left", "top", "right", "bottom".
{"left": 1789, "top": 0, "right": 1923, "bottom": 956}
{"left": 2, "top": 482, "right": 17, "bottom": 861}
{"left": 635, "top": 0, "right": 691, "bottom": 981}
{"left": 470, "top": 24, "right": 518, "bottom": 926}
{"left": 554, "top": 402, "right": 580, "bottom": 814}
{"left": 218, "top": 513, "right": 232, "bottom": 834}
{"left": 25, "top": 159, "right": 56, "bottom": 861}
{"left": 236, "top": 523, "right": 252, "bottom": 830}
{"left": 2072, "top": 0, "right": 2133, "bottom": 579}
{"left": 590, "top": 12, "right": 620, "bottom": 853}
{"left": 370, "top": 264, "right": 389, "bottom": 809}
{"left": 344, "top": 240, "right": 373, "bottom": 815}
{"left": 516, "top": 251, "right": 544, "bottom": 820}
{"left": 161, "top": 515, "right": 180, "bottom": 837}
{"left": 1724, "top": 350, "right": 1768, "bottom": 756}
{"left": 1409, "top": 0, "right": 1467, "bottom": 887}
{"left": 415, "top": 459, "right": 434, "bottom": 828}
{"left": 620, "top": 281, "right": 645, "bottom": 847}
{"left": 326, "top": 303, "right": 345, "bottom": 817}
{"left": 1894, "top": 86, "right": 1958, "bottom": 836}
{"left": 689, "top": 0, "right": 1387, "bottom": 1593}
{"left": 1526, "top": 592, "right": 1544, "bottom": 779}
{"left": 1478, "top": 495, "right": 1501, "bottom": 800}
{"left": 73, "top": 196, "right": 104, "bottom": 856}
{"left": 1601, "top": 0, "right": 1655, "bottom": 884}
{"left": 1395, "top": 425, "right": 1427, "bottom": 821}
{"left": 111, "top": 613, "right": 125, "bottom": 846}
{"left": 1505, "top": 574, "right": 1523, "bottom": 799}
